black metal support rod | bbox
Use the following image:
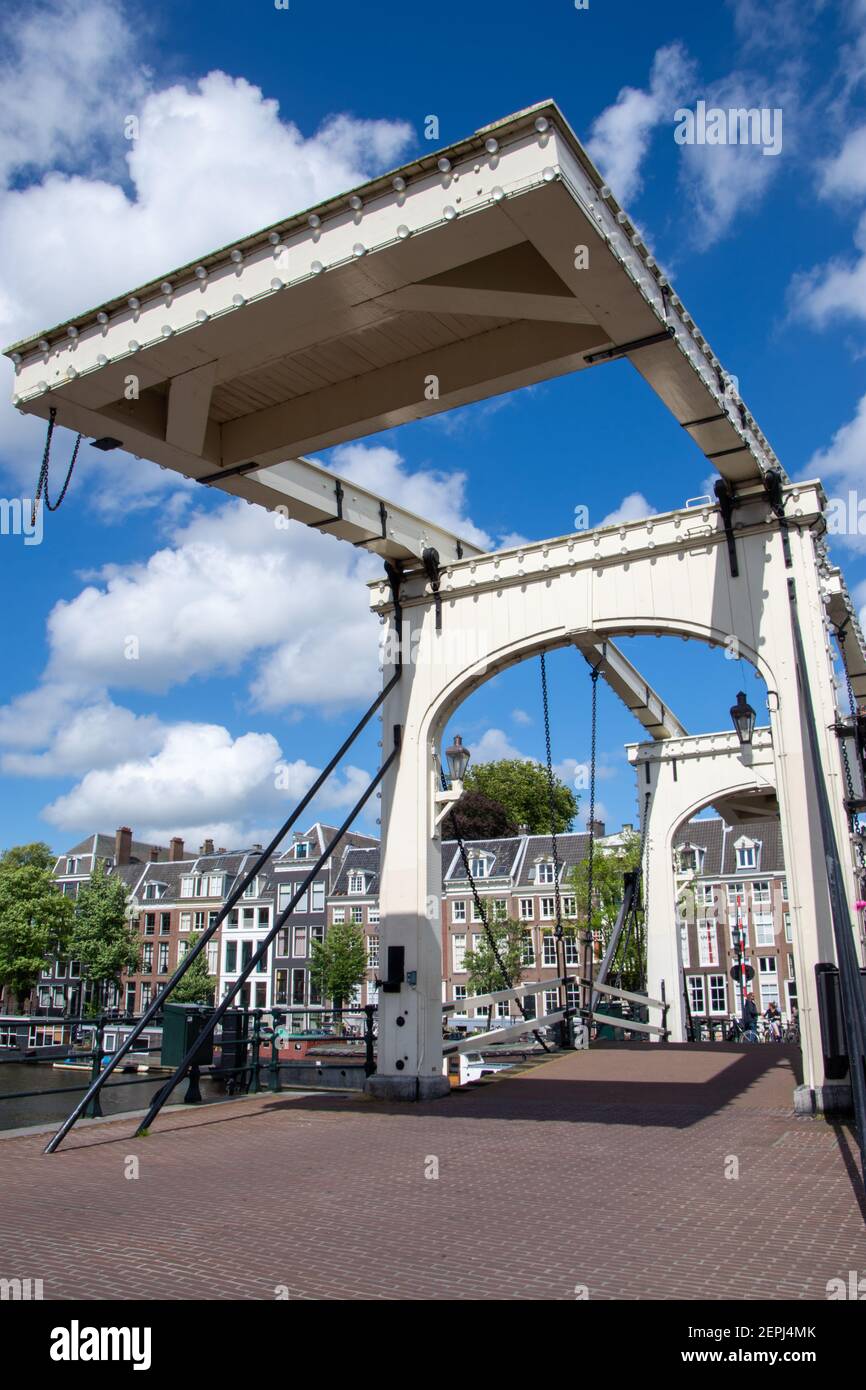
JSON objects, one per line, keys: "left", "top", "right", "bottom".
{"left": 44, "top": 669, "right": 402, "bottom": 1155}
{"left": 133, "top": 737, "right": 401, "bottom": 1136}
{"left": 788, "top": 579, "right": 866, "bottom": 1190}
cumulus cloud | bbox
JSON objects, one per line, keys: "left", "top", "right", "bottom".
{"left": 511, "top": 708, "right": 532, "bottom": 726}
{"left": 471, "top": 728, "right": 534, "bottom": 764}
{"left": 801, "top": 392, "right": 866, "bottom": 551}
{"left": 0, "top": 1, "right": 415, "bottom": 514}
{"left": 599, "top": 492, "right": 657, "bottom": 527}
{"left": 327, "top": 443, "right": 491, "bottom": 551}
{"left": 790, "top": 210, "right": 866, "bottom": 326}
{"left": 587, "top": 44, "right": 697, "bottom": 205}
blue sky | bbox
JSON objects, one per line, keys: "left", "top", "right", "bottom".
{"left": 1, "top": 0, "right": 865, "bottom": 852}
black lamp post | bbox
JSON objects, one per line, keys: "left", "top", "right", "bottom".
{"left": 445, "top": 734, "right": 471, "bottom": 785}
{"left": 730, "top": 691, "right": 756, "bottom": 747}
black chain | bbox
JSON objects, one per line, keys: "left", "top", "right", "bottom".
{"left": 31, "top": 407, "right": 82, "bottom": 526}
{"left": 539, "top": 653, "right": 564, "bottom": 936}
{"left": 582, "top": 665, "right": 601, "bottom": 1007}
{"left": 440, "top": 764, "right": 551, "bottom": 1047}
{"left": 833, "top": 626, "right": 866, "bottom": 877}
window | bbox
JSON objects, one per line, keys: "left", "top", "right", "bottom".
{"left": 277, "top": 930, "right": 289, "bottom": 955}
{"left": 752, "top": 880, "right": 771, "bottom": 906}
{"left": 680, "top": 922, "right": 690, "bottom": 968}
{"left": 496, "top": 1000, "right": 510, "bottom": 1019}
{"left": 243, "top": 877, "right": 259, "bottom": 899}
{"left": 754, "top": 914, "right": 775, "bottom": 948}
{"left": 758, "top": 957, "right": 780, "bottom": 1008}
{"left": 179, "top": 912, "right": 193, "bottom": 933}
{"left": 519, "top": 898, "right": 534, "bottom": 921}
{"left": 697, "top": 922, "right": 719, "bottom": 967}
{"left": 562, "top": 895, "right": 577, "bottom": 918}
{"left": 311, "top": 882, "right": 325, "bottom": 913}
{"left": 708, "top": 975, "right": 727, "bottom": 1015}
{"left": 257, "top": 907, "right": 269, "bottom": 928}
{"left": 291, "top": 969, "right": 306, "bottom": 1005}
{"left": 292, "top": 891, "right": 308, "bottom": 914}
{"left": 781, "top": 877, "right": 788, "bottom": 901}
{"left": 678, "top": 846, "right": 702, "bottom": 873}
{"left": 142, "top": 944, "right": 153, "bottom": 971}
{"left": 160, "top": 913, "right": 171, "bottom": 934}
{"left": 277, "top": 884, "right": 293, "bottom": 915}
{"left": 255, "top": 983, "right": 267, "bottom": 1009}
{"left": 695, "top": 883, "right": 716, "bottom": 907}
{"left": 729, "top": 920, "right": 749, "bottom": 950}
{"left": 65, "top": 857, "right": 79, "bottom": 874}
{"left": 468, "top": 854, "right": 492, "bottom": 879}
{"left": 295, "top": 841, "right": 309, "bottom": 859}
{"left": 293, "top": 926, "right": 307, "bottom": 958}
{"left": 735, "top": 839, "right": 759, "bottom": 870}
{"left": 687, "top": 975, "right": 706, "bottom": 1015}
{"left": 784, "top": 913, "right": 792, "bottom": 943}
{"left": 350, "top": 906, "right": 363, "bottom": 926}
{"left": 207, "top": 874, "right": 225, "bottom": 897}
{"left": 125, "top": 984, "right": 136, "bottom": 1013}
{"left": 727, "top": 882, "right": 746, "bottom": 907}
{"left": 240, "top": 941, "right": 254, "bottom": 970}
{"left": 144, "top": 913, "right": 156, "bottom": 936}
{"left": 539, "top": 896, "right": 557, "bottom": 921}
{"left": 492, "top": 899, "right": 507, "bottom": 920}
{"left": 454, "top": 985, "right": 467, "bottom": 1002}
{"left": 452, "top": 934, "right": 467, "bottom": 973}
{"left": 368, "top": 935, "right": 380, "bottom": 969}
{"left": 207, "top": 941, "right": 218, "bottom": 974}
{"left": 332, "top": 907, "right": 346, "bottom": 924}
{"left": 225, "top": 942, "right": 237, "bottom": 972}
{"left": 521, "top": 932, "right": 535, "bottom": 967}
{"left": 193, "top": 912, "right": 205, "bottom": 932}
{"left": 564, "top": 934, "right": 579, "bottom": 966}
{"left": 544, "top": 990, "right": 560, "bottom": 1016}
{"left": 180, "top": 876, "right": 201, "bottom": 898}
{"left": 522, "top": 995, "right": 537, "bottom": 1020}
{"left": 69, "top": 960, "right": 80, "bottom": 978}
{"left": 143, "top": 881, "right": 165, "bottom": 901}
{"left": 536, "top": 862, "right": 555, "bottom": 885}
{"left": 157, "top": 943, "right": 169, "bottom": 974}
{"left": 368, "top": 906, "right": 380, "bottom": 926}
{"left": 348, "top": 873, "right": 365, "bottom": 894}
{"left": 452, "top": 900, "right": 467, "bottom": 923}
{"left": 141, "top": 983, "right": 153, "bottom": 1010}
{"left": 311, "top": 924, "right": 324, "bottom": 947}
{"left": 178, "top": 940, "right": 190, "bottom": 964}
{"left": 542, "top": 932, "right": 557, "bottom": 966}
{"left": 470, "top": 900, "right": 484, "bottom": 923}
{"left": 275, "top": 970, "right": 288, "bottom": 1005}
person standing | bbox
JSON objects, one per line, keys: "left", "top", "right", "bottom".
{"left": 741, "top": 990, "right": 759, "bottom": 1040}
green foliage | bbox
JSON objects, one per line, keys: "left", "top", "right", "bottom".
{"left": 0, "top": 842, "right": 74, "bottom": 1010}
{"left": 441, "top": 789, "right": 517, "bottom": 841}
{"left": 571, "top": 830, "right": 645, "bottom": 991}
{"left": 462, "top": 915, "right": 525, "bottom": 1000}
{"left": 463, "top": 759, "right": 577, "bottom": 834}
{"left": 310, "top": 920, "right": 368, "bottom": 1014}
{"left": 68, "top": 860, "right": 139, "bottom": 1006}
{"left": 170, "top": 933, "right": 216, "bottom": 1004}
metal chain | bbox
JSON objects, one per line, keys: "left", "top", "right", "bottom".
{"left": 539, "top": 653, "right": 563, "bottom": 936}
{"left": 31, "top": 407, "right": 82, "bottom": 527}
{"left": 440, "top": 765, "right": 551, "bottom": 1046}
{"left": 582, "top": 666, "right": 601, "bottom": 1005}
{"left": 833, "top": 626, "right": 866, "bottom": 875}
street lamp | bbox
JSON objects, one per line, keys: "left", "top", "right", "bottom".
{"left": 445, "top": 734, "right": 471, "bottom": 785}
{"left": 730, "top": 691, "right": 756, "bottom": 747}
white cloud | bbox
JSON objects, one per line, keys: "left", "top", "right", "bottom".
{"left": 40, "top": 719, "right": 373, "bottom": 842}
{"left": 327, "top": 443, "right": 491, "bottom": 551}
{"left": 790, "top": 210, "right": 866, "bottom": 326}
{"left": 587, "top": 44, "right": 697, "bottom": 204}
{"left": 819, "top": 124, "right": 866, "bottom": 200}
{"left": 0, "top": 2, "right": 414, "bottom": 516}
{"left": 2, "top": 698, "right": 164, "bottom": 777}
{"left": 471, "top": 728, "right": 534, "bottom": 763}
{"left": 511, "top": 708, "right": 532, "bottom": 726}
{"left": 801, "top": 391, "right": 866, "bottom": 551}
{"left": 599, "top": 492, "right": 657, "bottom": 527}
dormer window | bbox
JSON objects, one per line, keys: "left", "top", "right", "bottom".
{"left": 295, "top": 841, "right": 309, "bottom": 860}
{"left": 468, "top": 853, "right": 493, "bottom": 879}
{"left": 65, "top": 857, "right": 79, "bottom": 875}
{"left": 734, "top": 837, "right": 760, "bottom": 871}
{"left": 180, "top": 875, "right": 202, "bottom": 898}
{"left": 348, "top": 872, "right": 366, "bottom": 894}
{"left": 676, "top": 844, "right": 706, "bottom": 874}
{"left": 536, "top": 861, "right": 555, "bottom": 885}
{"left": 143, "top": 881, "right": 167, "bottom": 901}
{"left": 243, "top": 877, "right": 259, "bottom": 899}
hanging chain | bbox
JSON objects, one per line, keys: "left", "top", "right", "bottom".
{"left": 582, "top": 665, "right": 601, "bottom": 1008}
{"left": 31, "top": 407, "right": 82, "bottom": 527}
{"left": 833, "top": 626, "right": 866, "bottom": 877}
{"left": 539, "top": 653, "right": 564, "bottom": 936}
{"left": 440, "top": 764, "right": 551, "bottom": 1047}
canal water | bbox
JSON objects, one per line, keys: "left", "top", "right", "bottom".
{"left": 0, "top": 1061, "right": 224, "bottom": 1132}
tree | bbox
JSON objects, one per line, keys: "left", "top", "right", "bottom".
{"left": 68, "top": 860, "right": 139, "bottom": 1010}
{"left": 571, "top": 829, "right": 644, "bottom": 990}
{"left": 0, "top": 843, "right": 74, "bottom": 1012}
{"left": 309, "top": 921, "right": 368, "bottom": 1027}
{"left": 169, "top": 933, "right": 216, "bottom": 1005}
{"left": 461, "top": 915, "right": 525, "bottom": 1028}
{"left": 463, "top": 759, "right": 577, "bottom": 834}
{"left": 441, "top": 790, "right": 517, "bottom": 841}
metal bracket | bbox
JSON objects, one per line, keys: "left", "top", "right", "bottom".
{"left": 762, "top": 466, "right": 792, "bottom": 568}
{"left": 422, "top": 546, "right": 442, "bottom": 632}
{"left": 583, "top": 326, "right": 675, "bottom": 366}
{"left": 713, "top": 478, "right": 740, "bottom": 578}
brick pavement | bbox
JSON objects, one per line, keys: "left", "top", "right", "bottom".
{"left": 0, "top": 1042, "right": 864, "bottom": 1301}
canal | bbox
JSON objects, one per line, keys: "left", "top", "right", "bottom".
{"left": 0, "top": 1061, "right": 225, "bottom": 1132}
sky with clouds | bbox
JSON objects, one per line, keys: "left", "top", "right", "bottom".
{"left": 1, "top": 0, "right": 865, "bottom": 851}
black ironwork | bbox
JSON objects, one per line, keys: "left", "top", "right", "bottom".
{"left": 31, "top": 407, "right": 81, "bottom": 526}
{"left": 131, "top": 732, "right": 401, "bottom": 1136}
{"left": 45, "top": 656, "right": 404, "bottom": 1154}
{"left": 713, "top": 478, "right": 740, "bottom": 578}
{"left": 584, "top": 327, "right": 674, "bottom": 365}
